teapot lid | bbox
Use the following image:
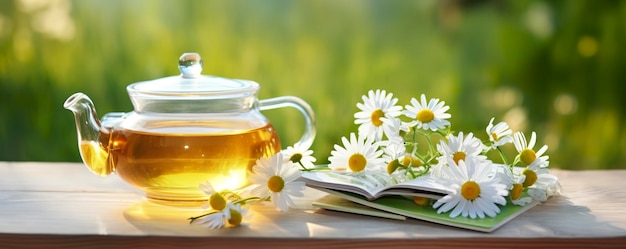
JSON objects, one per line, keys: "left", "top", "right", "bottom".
{"left": 127, "top": 52, "right": 259, "bottom": 97}
{"left": 126, "top": 53, "right": 259, "bottom": 113}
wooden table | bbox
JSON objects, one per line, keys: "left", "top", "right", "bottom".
{"left": 0, "top": 162, "right": 625, "bottom": 248}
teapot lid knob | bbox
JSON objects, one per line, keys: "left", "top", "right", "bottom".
{"left": 178, "top": 52, "right": 203, "bottom": 78}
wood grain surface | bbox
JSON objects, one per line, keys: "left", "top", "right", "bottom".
{"left": 1, "top": 162, "right": 625, "bottom": 248}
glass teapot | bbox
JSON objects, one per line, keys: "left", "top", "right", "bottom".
{"left": 64, "top": 52, "right": 315, "bottom": 204}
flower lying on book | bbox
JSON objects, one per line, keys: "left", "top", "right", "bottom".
{"left": 321, "top": 89, "right": 560, "bottom": 219}
{"left": 191, "top": 89, "right": 561, "bottom": 228}
{"left": 432, "top": 157, "right": 508, "bottom": 219}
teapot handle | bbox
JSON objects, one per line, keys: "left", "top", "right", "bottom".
{"left": 259, "top": 96, "right": 316, "bottom": 150}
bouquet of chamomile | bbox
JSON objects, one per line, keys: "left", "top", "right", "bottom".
{"left": 189, "top": 89, "right": 560, "bottom": 228}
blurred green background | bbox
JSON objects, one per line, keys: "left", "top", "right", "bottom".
{"left": 1, "top": 0, "right": 624, "bottom": 169}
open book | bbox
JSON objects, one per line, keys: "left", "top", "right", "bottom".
{"left": 301, "top": 171, "right": 538, "bottom": 232}
{"left": 300, "top": 171, "right": 449, "bottom": 201}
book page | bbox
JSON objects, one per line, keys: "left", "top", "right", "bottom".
{"left": 301, "top": 172, "right": 451, "bottom": 200}
{"left": 375, "top": 176, "right": 451, "bottom": 199}
{"left": 312, "top": 194, "right": 406, "bottom": 220}
{"left": 300, "top": 171, "right": 393, "bottom": 199}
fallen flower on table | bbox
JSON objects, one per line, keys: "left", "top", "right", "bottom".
{"left": 246, "top": 153, "right": 306, "bottom": 212}
{"left": 190, "top": 153, "right": 307, "bottom": 228}
{"left": 188, "top": 181, "right": 256, "bottom": 228}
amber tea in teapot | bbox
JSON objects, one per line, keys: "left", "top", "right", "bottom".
{"left": 109, "top": 123, "right": 280, "bottom": 201}
{"left": 65, "top": 53, "right": 315, "bottom": 205}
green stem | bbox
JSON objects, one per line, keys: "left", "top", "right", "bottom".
{"left": 188, "top": 211, "right": 218, "bottom": 224}
{"left": 400, "top": 164, "right": 417, "bottom": 179}
{"left": 299, "top": 164, "right": 330, "bottom": 172}
{"left": 413, "top": 152, "right": 428, "bottom": 166}
{"left": 415, "top": 130, "right": 436, "bottom": 157}
{"left": 512, "top": 154, "right": 521, "bottom": 169}
{"left": 435, "top": 129, "right": 449, "bottom": 138}
{"left": 296, "top": 161, "right": 309, "bottom": 171}
{"left": 496, "top": 146, "right": 509, "bottom": 167}
{"left": 233, "top": 196, "right": 261, "bottom": 205}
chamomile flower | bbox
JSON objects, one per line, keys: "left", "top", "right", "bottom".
{"left": 380, "top": 140, "right": 405, "bottom": 163}
{"left": 281, "top": 143, "right": 317, "bottom": 170}
{"left": 328, "top": 132, "right": 385, "bottom": 173}
{"left": 513, "top": 131, "right": 549, "bottom": 167}
{"left": 432, "top": 132, "right": 487, "bottom": 178}
{"left": 521, "top": 163, "right": 559, "bottom": 202}
{"left": 520, "top": 163, "right": 549, "bottom": 187}
{"left": 433, "top": 157, "right": 508, "bottom": 219}
{"left": 192, "top": 181, "right": 254, "bottom": 229}
{"left": 402, "top": 94, "right": 451, "bottom": 131}
{"left": 199, "top": 181, "right": 227, "bottom": 211}
{"left": 538, "top": 174, "right": 561, "bottom": 197}
{"left": 437, "top": 132, "right": 486, "bottom": 166}
{"left": 354, "top": 89, "right": 403, "bottom": 141}
{"left": 380, "top": 117, "right": 408, "bottom": 143}
{"left": 527, "top": 174, "right": 561, "bottom": 202}
{"left": 248, "top": 153, "right": 306, "bottom": 212}
{"left": 497, "top": 167, "right": 532, "bottom": 206}
{"left": 227, "top": 203, "right": 252, "bottom": 227}
{"left": 192, "top": 202, "right": 251, "bottom": 229}
{"left": 194, "top": 207, "right": 231, "bottom": 229}
{"left": 380, "top": 140, "right": 423, "bottom": 176}
{"left": 381, "top": 140, "right": 406, "bottom": 174}
{"left": 486, "top": 118, "right": 513, "bottom": 148}
{"left": 510, "top": 182, "right": 533, "bottom": 206}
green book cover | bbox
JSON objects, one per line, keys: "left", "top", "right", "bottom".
{"left": 312, "top": 188, "right": 538, "bottom": 233}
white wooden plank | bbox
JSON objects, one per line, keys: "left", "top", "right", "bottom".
{"left": 0, "top": 161, "right": 625, "bottom": 243}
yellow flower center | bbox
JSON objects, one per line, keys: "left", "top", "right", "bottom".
{"left": 370, "top": 109, "right": 385, "bottom": 127}
{"left": 416, "top": 109, "right": 435, "bottom": 123}
{"left": 412, "top": 196, "right": 430, "bottom": 206}
{"left": 452, "top": 152, "right": 466, "bottom": 165}
{"left": 348, "top": 153, "right": 367, "bottom": 172}
{"left": 209, "top": 193, "right": 226, "bottom": 211}
{"left": 228, "top": 208, "right": 243, "bottom": 226}
{"left": 267, "top": 175, "right": 285, "bottom": 192}
{"left": 401, "top": 155, "right": 423, "bottom": 168}
{"left": 491, "top": 132, "right": 499, "bottom": 142}
{"left": 522, "top": 169, "right": 537, "bottom": 187}
{"left": 461, "top": 181, "right": 481, "bottom": 201}
{"left": 386, "top": 159, "right": 401, "bottom": 174}
{"left": 520, "top": 148, "right": 537, "bottom": 166}
{"left": 289, "top": 153, "right": 303, "bottom": 164}
{"left": 510, "top": 183, "right": 524, "bottom": 200}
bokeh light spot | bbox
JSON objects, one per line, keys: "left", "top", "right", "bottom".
{"left": 577, "top": 36, "right": 598, "bottom": 57}
{"left": 554, "top": 93, "right": 578, "bottom": 115}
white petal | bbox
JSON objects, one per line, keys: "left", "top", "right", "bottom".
{"left": 529, "top": 132, "right": 537, "bottom": 149}
{"left": 450, "top": 199, "right": 466, "bottom": 218}
{"left": 512, "top": 197, "right": 532, "bottom": 206}
{"left": 271, "top": 192, "right": 289, "bottom": 212}
{"left": 437, "top": 195, "right": 461, "bottom": 214}
{"left": 528, "top": 188, "right": 548, "bottom": 202}
{"left": 513, "top": 132, "right": 526, "bottom": 152}
{"left": 433, "top": 195, "right": 452, "bottom": 209}
{"left": 197, "top": 212, "right": 227, "bottom": 229}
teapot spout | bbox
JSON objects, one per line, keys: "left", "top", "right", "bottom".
{"left": 63, "top": 93, "right": 113, "bottom": 176}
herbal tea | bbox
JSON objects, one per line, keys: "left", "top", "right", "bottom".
{"left": 79, "top": 141, "right": 112, "bottom": 176}
{"left": 107, "top": 123, "right": 281, "bottom": 202}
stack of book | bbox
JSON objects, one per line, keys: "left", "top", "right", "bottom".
{"left": 301, "top": 171, "right": 537, "bottom": 232}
